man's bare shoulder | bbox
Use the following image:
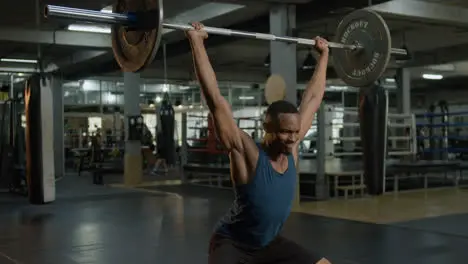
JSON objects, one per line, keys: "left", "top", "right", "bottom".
{"left": 239, "top": 130, "right": 260, "bottom": 157}
{"left": 228, "top": 130, "right": 260, "bottom": 184}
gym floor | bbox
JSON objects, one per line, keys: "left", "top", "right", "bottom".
{"left": 1, "top": 176, "right": 468, "bottom": 264}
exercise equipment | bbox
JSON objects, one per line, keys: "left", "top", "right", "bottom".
{"left": 264, "top": 74, "right": 286, "bottom": 105}
{"left": 359, "top": 84, "right": 388, "bottom": 195}
{"left": 333, "top": 10, "right": 391, "bottom": 87}
{"left": 44, "top": 3, "right": 407, "bottom": 87}
{"left": 24, "top": 75, "right": 56, "bottom": 204}
{"left": 157, "top": 95, "right": 176, "bottom": 165}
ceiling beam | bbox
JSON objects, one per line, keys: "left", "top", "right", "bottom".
{"left": 0, "top": 27, "right": 111, "bottom": 48}
{"left": 368, "top": 0, "right": 468, "bottom": 27}
{"left": 49, "top": 51, "right": 119, "bottom": 79}
{"left": 406, "top": 42, "right": 468, "bottom": 68}
{"left": 46, "top": 51, "right": 110, "bottom": 72}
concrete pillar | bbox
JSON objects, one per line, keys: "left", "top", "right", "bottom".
{"left": 269, "top": 4, "right": 297, "bottom": 104}
{"left": 52, "top": 77, "right": 64, "bottom": 180}
{"left": 396, "top": 68, "right": 411, "bottom": 114}
{"left": 395, "top": 68, "right": 411, "bottom": 151}
{"left": 269, "top": 4, "right": 299, "bottom": 208}
{"left": 123, "top": 72, "right": 142, "bottom": 186}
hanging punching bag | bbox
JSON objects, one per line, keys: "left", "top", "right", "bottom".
{"left": 359, "top": 83, "right": 388, "bottom": 195}
{"left": 157, "top": 93, "right": 176, "bottom": 165}
{"left": 24, "top": 75, "right": 55, "bottom": 204}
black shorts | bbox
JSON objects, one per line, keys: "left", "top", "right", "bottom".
{"left": 208, "top": 234, "right": 323, "bottom": 264}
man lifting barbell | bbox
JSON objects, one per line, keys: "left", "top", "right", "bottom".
{"left": 186, "top": 22, "right": 331, "bottom": 264}
{"left": 41, "top": 2, "right": 409, "bottom": 262}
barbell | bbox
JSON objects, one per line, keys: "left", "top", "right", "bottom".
{"left": 44, "top": 0, "right": 408, "bottom": 87}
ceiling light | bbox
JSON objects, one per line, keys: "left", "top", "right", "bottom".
{"left": 1, "top": 58, "right": 37, "bottom": 64}
{"left": 239, "top": 96, "right": 255, "bottom": 100}
{"left": 422, "top": 74, "right": 443, "bottom": 80}
{"left": 67, "top": 24, "right": 111, "bottom": 34}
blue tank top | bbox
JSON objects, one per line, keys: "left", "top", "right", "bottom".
{"left": 214, "top": 145, "right": 297, "bottom": 247}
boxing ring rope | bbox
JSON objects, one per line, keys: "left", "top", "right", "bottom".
{"left": 302, "top": 151, "right": 414, "bottom": 158}
{"left": 307, "top": 136, "right": 411, "bottom": 142}
{"left": 415, "top": 111, "right": 468, "bottom": 118}
{"left": 329, "top": 107, "right": 413, "bottom": 118}
{"left": 414, "top": 108, "right": 468, "bottom": 159}
{"left": 329, "top": 121, "right": 411, "bottom": 128}
{"left": 417, "top": 123, "right": 468, "bottom": 128}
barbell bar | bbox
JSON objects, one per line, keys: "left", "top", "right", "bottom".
{"left": 49, "top": 5, "right": 361, "bottom": 51}
{"left": 44, "top": 0, "right": 408, "bottom": 87}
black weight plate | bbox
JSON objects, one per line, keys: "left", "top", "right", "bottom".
{"left": 111, "top": 0, "right": 163, "bottom": 72}
{"left": 333, "top": 9, "right": 391, "bottom": 87}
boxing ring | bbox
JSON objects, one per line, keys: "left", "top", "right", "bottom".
{"left": 180, "top": 97, "right": 468, "bottom": 200}
{"left": 299, "top": 103, "right": 419, "bottom": 197}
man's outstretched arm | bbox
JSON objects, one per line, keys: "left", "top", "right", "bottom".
{"left": 298, "top": 37, "right": 329, "bottom": 140}
{"left": 187, "top": 23, "right": 242, "bottom": 151}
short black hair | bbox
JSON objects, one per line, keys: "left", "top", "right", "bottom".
{"left": 265, "top": 100, "right": 298, "bottom": 119}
